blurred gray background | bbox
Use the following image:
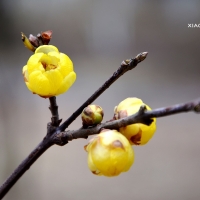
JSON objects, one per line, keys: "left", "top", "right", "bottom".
{"left": 0, "top": 0, "right": 200, "bottom": 199}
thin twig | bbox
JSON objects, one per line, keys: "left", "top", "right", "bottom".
{"left": 49, "top": 96, "right": 61, "bottom": 127}
{"left": 59, "top": 52, "right": 148, "bottom": 131}
{"left": 53, "top": 98, "right": 200, "bottom": 144}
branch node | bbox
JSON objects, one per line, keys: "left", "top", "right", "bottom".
{"left": 53, "top": 131, "right": 68, "bottom": 146}
{"left": 138, "top": 105, "right": 147, "bottom": 114}
{"left": 46, "top": 122, "right": 57, "bottom": 137}
{"left": 121, "top": 59, "right": 131, "bottom": 66}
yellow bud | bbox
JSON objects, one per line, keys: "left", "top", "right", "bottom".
{"left": 22, "top": 45, "right": 76, "bottom": 98}
{"left": 81, "top": 105, "right": 104, "bottom": 126}
{"left": 84, "top": 129, "right": 134, "bottom": 177}
{"left": 21, "top": 32, "right": 36, "bottom": 52}
{"left": 114, "top": 98, "right": 156, "bottom": 145}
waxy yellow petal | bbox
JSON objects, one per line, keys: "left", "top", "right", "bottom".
{"left": 56, "top": 71, "right": 76, "bottom": 95}
{"left": 58, "top": 53, "right": 74, "bottom": 77}
{"left": 27, "top": 53, "right": 45, "bottom": 74}
{"left": 28, "top": 71, "right": 51, "bottom": 96}
{"left": 35, "top": 45, "right": 59, "bottom": 54}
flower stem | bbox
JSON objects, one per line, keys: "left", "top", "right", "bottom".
{"left": 49, "top": 96, "right": 60, "bottom": 127}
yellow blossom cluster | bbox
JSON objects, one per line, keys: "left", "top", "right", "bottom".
{"left": 85, "top": 98, "right": 156, "bottom": 177}
{"left": 22, "top": 45, "right": 156, "bottom": 177}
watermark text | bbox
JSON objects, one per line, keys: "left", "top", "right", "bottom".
{"left": 188, "top": 24, "right": 200, "bottom": 28}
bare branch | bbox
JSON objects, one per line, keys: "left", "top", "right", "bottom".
{"left": 59, "top": 52, "right": 148, "bottom": 131}
{"left": 0, "top": 136, "right": 53, "bottom": 199}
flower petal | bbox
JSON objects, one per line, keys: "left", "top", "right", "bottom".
{"left": 27, "top": 53, "right": 45, "bottom": 74}
{"left": 56, "top": 71, "right": 76, "bottom": 95}
{"left": 48, "top": 51, "right": 60, "bottom": 60}
{"left": 44, "top": 69, "right": 63, "bottom": 94}
{"left": 22, "top": 65, "right": 29, "bottom": 82}
{"left": 88, "top": 152, "right": 102, "bottom": 176}
{"left": 58, "top": 53, "right": 74, "bottom": 77}
{"left": 35, "top": 45, "right": 59, "bottom": 54}
{"left": 28, "top": 70, "right": 52, "bottom": 96}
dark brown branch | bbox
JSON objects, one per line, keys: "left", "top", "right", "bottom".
{"left": 59, "top": 52, "right": 148, "bottom": 131}
{"left": 49, "top": 96, "right": 61, "bottom": 127}
{"left": 53, "top": 98, "right": 200, "bottom": 144}
{"left": 0, "top": 123, "right": 57, "bottom": 199}
{"left": 0, "top": 137, "right": 53, "bottom": 199}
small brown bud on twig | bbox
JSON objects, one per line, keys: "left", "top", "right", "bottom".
{"left": 21, "top": 32, "right": 36, "bottom": 52}
{"left": 29, "top": 34, "right": 39, "bottom": 47}
{"left": 41, "top": 30, "right": 53, "bottom": 45}
{"left": 135, "top": 52, "right": 148, "bottom": 63}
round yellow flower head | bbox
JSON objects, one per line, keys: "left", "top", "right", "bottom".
{"left": 81, "top": 105, "right": 104, "bottom": 126}
{"left": 114, "top": 98, "right": 156, "bottom": 145}
{"left": 22, "top": 45, "right": 76, "bottom": 98}
{"left": 84, "top": 129, "right": 134, "bottom": 177}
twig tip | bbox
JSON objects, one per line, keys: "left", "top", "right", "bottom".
{"left": 194, "top": 104, "right": 200, "bottom": 113}
{"left": 135, "top": 52, "right": 148, "bottom": 63}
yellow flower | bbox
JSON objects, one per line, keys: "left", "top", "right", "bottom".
{"left": 84, "top": 129, "right": 134, "bottom": 177}
{"left": 114, "top": 98, "right": 156, "bottom": 145}
{"left": 22, "top": 45, "right": 76, "bottom": 98}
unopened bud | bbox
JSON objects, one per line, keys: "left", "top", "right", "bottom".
{"left": 21, "top": 32, "right": 36, "bottom": 52}
{"left": 29, "top": 34, "right": 39, "bottom": 47}
{"left": 81, "top": 105, "right": 104, "bottom": 126}
{"left": 135, "top": 52, "right": 148, "bottom": 63}
{"left": 41, "top": 30, "right": 52, "bottom": 45}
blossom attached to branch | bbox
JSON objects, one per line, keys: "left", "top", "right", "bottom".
{"left": 54, "top": 98, "right": 200, "bottom": 145}
{"left": 114, "top": 98, "right": 156, "bottom": 145}
{"left": 85, "top": 129, "right": 134, "bottom": 177}
{"left": 22, "top": 45, "right": 76, "bottom": 98}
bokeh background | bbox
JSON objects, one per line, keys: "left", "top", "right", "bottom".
{"left": 0, "top": 0, "right": 200, "bottom": 199}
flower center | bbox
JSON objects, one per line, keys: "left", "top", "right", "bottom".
{"left": 39, "top": 54, "right": 59, "bottom": 71}
{"left": 41, "top": 62, "right": 57, "bottom": 71}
